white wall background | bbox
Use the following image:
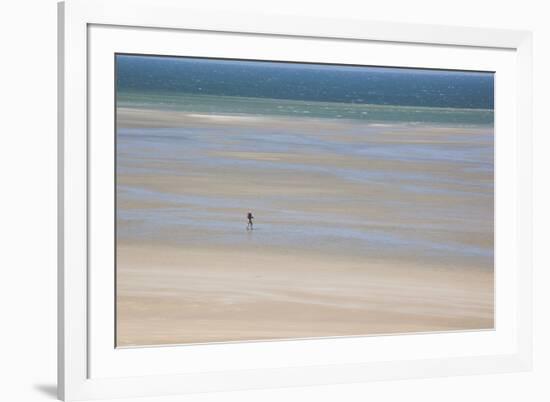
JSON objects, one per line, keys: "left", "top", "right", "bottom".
{"left": 0, "top": 0, "right": 547, "bottom": 401}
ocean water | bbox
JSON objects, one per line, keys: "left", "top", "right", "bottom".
{"left": 116, "top": 55, "right": 494, "bottom": 110}
{"left": 117, "top": 92, "right": 493, "bottom": 126}
{"left": 116, "top": 55, "right": 493, "bottom": 125}
{"left": 116, "top": 55, "right": 494, "bottom": 268}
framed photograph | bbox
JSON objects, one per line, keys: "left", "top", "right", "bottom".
{"left": 58, "top": 0, "right": 533, "bottom": 400}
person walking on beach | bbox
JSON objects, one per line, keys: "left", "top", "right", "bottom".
{"left": 246, "top": 211, "right": 254, "bottom": 230}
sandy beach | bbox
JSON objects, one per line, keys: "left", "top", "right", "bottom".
{"left": 117, "top": 244, "right": 493, "bottom": 346}
{"left": 116, "top": 106, "right": 494, "bottom": 347}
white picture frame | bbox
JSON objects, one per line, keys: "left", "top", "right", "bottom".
{"left": 58, "top": 0, "right": 533, "bottom": 400}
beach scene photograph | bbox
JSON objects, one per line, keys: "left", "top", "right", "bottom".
{"left": 115, "top": 54, "right": 494, "bottom": 347}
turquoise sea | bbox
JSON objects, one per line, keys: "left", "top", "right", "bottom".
{"left": 117, "top": 91, "right": 493, "bottom": 126}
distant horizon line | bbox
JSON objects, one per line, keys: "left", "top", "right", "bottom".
{"left": 116, "top": 53, "right": 495, "bottom": 76}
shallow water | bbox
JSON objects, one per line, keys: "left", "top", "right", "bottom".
{"left": 116, "top": 108, "right": 493, "bottom": 268}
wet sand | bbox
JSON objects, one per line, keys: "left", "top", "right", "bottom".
{"left": 116, "top": 107, "right": 494, "bottom": 347}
